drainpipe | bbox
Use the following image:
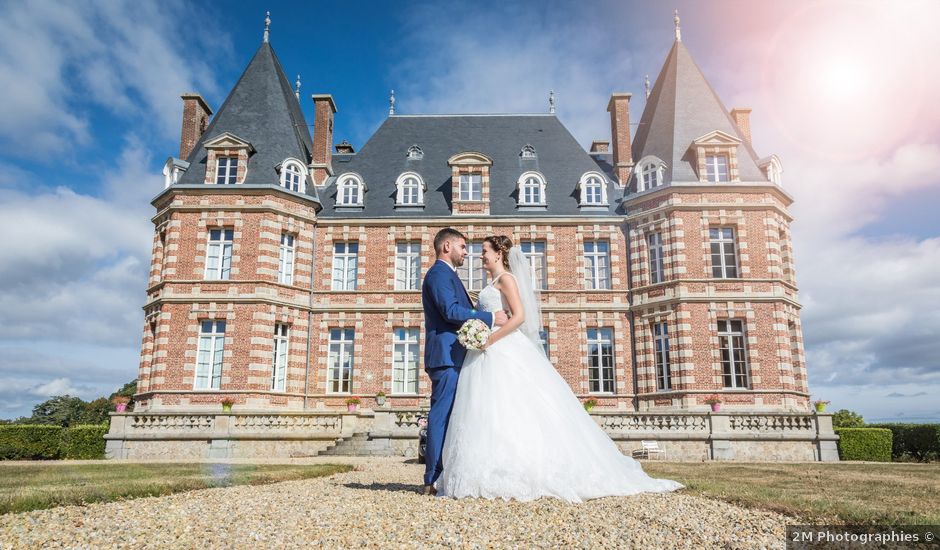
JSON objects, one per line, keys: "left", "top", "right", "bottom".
{"left": 624, "top": 221, "right": 639, "bottom": 412}
{"left": 303, "top": 223, "right": 318, "bottom": 409}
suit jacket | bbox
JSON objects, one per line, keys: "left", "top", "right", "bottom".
{"left": 422, "top": 260, "right": 494, "bottom": 369}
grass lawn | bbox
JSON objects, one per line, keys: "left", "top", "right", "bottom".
{"left": 643, "top": 461, "right": 940, "bottom": 525}
{"left": 0, "top": 462, "right": 354, "bottom": 515}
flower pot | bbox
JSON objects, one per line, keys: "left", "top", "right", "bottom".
{"left": 115, "top": 403, "right": 127, "bottom": 413}
{"left": 710, "top": 403, "right": 721, "bottom": 412}
{"left": 583, "top": 404, "right": 595, "bottom": 412}
{"left": 347, "top": 404, "right": 358, "bottom": 412}
{"left": 376, "top": 396, "right": 386, "bottom": 406}
{"left": 221, "top": 403, "right": 233, "bottom": 412}
{"left": 814, "top": 403, "right": 826, "bottom": 413}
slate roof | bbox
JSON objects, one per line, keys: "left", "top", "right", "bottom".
{"left": 319, "top": 114, "right": 622, "bottom": 218}
{"left": 631, "top": 40, "right": 767, "bottom": 187}
{"left": 176, "top": 42, "right": 320, "bottom": 203}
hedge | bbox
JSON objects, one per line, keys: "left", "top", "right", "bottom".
{"left": 61, "top": 424, "right": 108, "bottom": 459}
{"left": 834, "top": 428, "right": 892, "bottom": 462}
{"left": 868, "top": 423, "right": 940, "bottom": 461}
{"left": 0, "top": 425, "right": 63, "bottom": 459}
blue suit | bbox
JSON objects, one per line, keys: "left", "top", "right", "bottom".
{"left": 421, "top": 260, "right": 493, "bottom": 486}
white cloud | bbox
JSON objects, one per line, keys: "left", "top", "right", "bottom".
{"left": 31, "top": 378, "right": 83, "bottom": 398}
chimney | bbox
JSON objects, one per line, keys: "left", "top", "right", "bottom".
{"left": 311, "top": 94, "right": 337, "bottom": 185}
{"left": 590, "top": 140, "right": 610, "bottom": 154}
{"left": 730, "top": 108, "right": 752, "bottom": 144}
{"left": 607, "top": 93, "right": 633, "bottom": 185}
{"left": 179, "top": 93, "right": 212, "bottom": 160}
{"left": 335, "top": 139, "right": 355, "bottom": 154}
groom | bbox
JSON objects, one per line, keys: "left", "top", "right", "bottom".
{"left": 421, "top": 228, "right": 507, "bottom": 494}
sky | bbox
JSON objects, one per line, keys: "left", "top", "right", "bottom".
{"left": 0, "top": 0, "right": 938, "bottom": 422}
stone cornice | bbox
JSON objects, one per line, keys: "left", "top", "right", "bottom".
{"left": 623, "top": 182, "right": 794, "bottom": 209}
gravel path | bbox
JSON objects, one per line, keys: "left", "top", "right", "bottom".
{"left": 1, "top": 457, "right": 790, "bottom": 549}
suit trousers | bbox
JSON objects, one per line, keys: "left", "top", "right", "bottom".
{"left": 424, "top": 364, "right": 459, "bottom": 486}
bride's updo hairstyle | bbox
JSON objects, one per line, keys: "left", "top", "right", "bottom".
{"left": 483, "top": 235, "right": 513, "bottom": 270}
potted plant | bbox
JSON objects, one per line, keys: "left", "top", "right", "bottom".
{"left": 375, "top": 391, "right": 387, "bottom": 406}
{"left": 220, "top": 397, "right": 235, "bottom": 412}
{"left": 112, "top": 396, "right": 130, "bottom": 413}
{"left": 583, "top": 398, "right": 598, "bottom": 412}
{"left": 704, "top": 396, "right": 722, "bottom": 412}
{"left": 813, "top": 399, "right": 830, "bottom": 413}
{"left": 346, "top": 396, "right": 361, "bottom": 412}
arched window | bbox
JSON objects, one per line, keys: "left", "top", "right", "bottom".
{"left": 579, "top": 172, "right": 608, "bottom": 206}
{"left": 517, "top": 171, "right": 546, "bottom": 206}
{"left": 635, "top": 156, "right": 666, "bottom": 192}
{"left": 336, "top": 174, "right": 365, "bottom": 206}
{"left": 406, "top": 145, "right": 424, "bottom": 160}
{"left": 395, "top": 172, "right": 425, "bottom": 206}
{"left": 520, "top": 144, "right": 537, "bottom": 159}
{"left": 279, "top": 158, "right": 307, "bottom": 193}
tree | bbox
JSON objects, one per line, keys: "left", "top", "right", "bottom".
{"left": 81, "top": 397, "right": 112, "bottom": 425}
{"left": 832, "top": 408, "right": 865, "bottom": 428}
{"left": 109, "top": 379, "right": 138, "bottom": 408}
{"left": 29, "top": 395, "right": 87, "bottom": 427}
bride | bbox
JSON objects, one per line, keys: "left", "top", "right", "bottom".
{"left": 434, "top": 235, "right": 684, "bottom": 502}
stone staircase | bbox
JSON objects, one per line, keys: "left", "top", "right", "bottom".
{"left": 318, "top": 431, "right": 396, "bottom": 457}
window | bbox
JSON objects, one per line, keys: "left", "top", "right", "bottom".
{"left": 642, "top": 163, "right": 660, "bottom": 190}
{"left": 648, "top": 233, "right": 664, "bottom": 284}
{"left": 216, "top": 157, "right": 237, "bottom": 185}
{"left": 194, "top": 320, "right": 225, "bottom": 390}
{"left": 280, "top": 161, "right": 304, "bottom": 192}
{"left": 538, "top": 329, "right": 550, "bottom": 356}
{"left": 709, "top": 228, "right": 738, "bottom": 278}
{"left": 584, "top": 240, "right": 610, "bottom": 290}
{"left": 396, "top": 174, "right": 423, "bottom": 205}
{"left": 587, "top": 328, "right": 615, "bottom": 393}
{"left": 718, "top": 320, "right": 749, "bottom": 388}
{"left": 278, "top": 233, "right": 295, "bottom": 285}
{"left": 520, "top": 241, "right": 547, "bottom": 290}
{"left": 395, "top": 242, "right": 421, "bottom": 290}
{"left": 705, "top": 154, "right": 729, "bottom": 182}
{"left": 653, "top": 322, "right": 671, "bottom": 390}
{"left": 459, "top": 174, "right": 482, "bottom": 201}
{"left": 392, "top": 328, "right": 419, "bottom": 394}
{"left": 580, "top": 175, "right": 606, "bottom": 205}
{"left": 520, "top": 144, "right": 537, "bottom": 158}
{"left": 271, "top": 324, "right": 289, "bottom": 391}
{"left": 457, "top": 242, "right": 487, "bottom": 290}
{"left": 327, "top": 328, "right": 354, "bottom": 394}
{"left": 406, "top": 145, "right": 423, "bottom": 160}
{"left": 204, "top": 229, "right": 233, "bottom": 280}
{"left": 337, "top": 175, "right": 363, "bottom": 206}
{"left": 331, "top": 242, "right": 358, "bottom": 290}
{"left": 519, "top": 175, "right": 545, "bottom": 205}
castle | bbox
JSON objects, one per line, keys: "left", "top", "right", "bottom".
{"left": 106, "top": 13, "right": 837, "bottom": 461}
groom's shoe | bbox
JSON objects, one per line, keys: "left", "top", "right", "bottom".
{"left": 422, "top": 484, "right": 437, "bottom": 496}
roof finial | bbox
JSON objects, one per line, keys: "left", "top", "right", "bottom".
{"left": 644, "top": 75, "right": 651, "bottom": 99}
{"left": 389, "top": 89, "right": 395, "bottom": 116}
{"left": 295, "top": 74, "right": 301, "bottom": 101}
{"left": 674, "top": 9, "right": 681, "bottom": 42}
{"left": 263, "top": 11, "right": 271, "bottom": 43}
{"left": 549, "top": 89, "right": 556, "bottom": 114}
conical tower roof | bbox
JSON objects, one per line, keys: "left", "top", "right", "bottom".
{"left": 178, "top": 42, "right": 314, "bottom": 190}
{"left": 632, "top": 40, "right": 766, "bottom": 185}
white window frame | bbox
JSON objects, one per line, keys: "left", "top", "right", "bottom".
{"left": 648, "top": 232, "right": 664, "bottom": 284}
{"left": 653, "top": 322, "right": 671, "bottom": 391}
{"left": 327, "top": 328, "right": 355, "bottom": 394}
{"left": 587, "top": 328, "right": 615, "bottom": 393}
{"left": 279, "top": 159, "right": 307, "bottom": 193}
{"left": 271, "top": 323, "right": 289, "bottom": 391}
{"left": 395, "top": 241, "right": 421, "bottom": 290}
{"left": 458, "top": 174, "right": 482, "bottom": 201}
{"left": 204, "top": 229, "right": 233, "bottom": 280}
{"left": 705, "top": 154, "right": 730, "bottom": 182}
{"left": 457, "top": 242, "right": 487, "bottom": 291}
{"left": 395, "top": 172, "right": 425, "bottom": 206}
{"left": 709, "top": 227, "right": 739, "bottom": 278}
{"left": 331, "top": 242, "right": 358, "bottom": 290}
{"left": 636, "top": 156, "right": 666, "bottom": 192}
{"left": 216, "top": 157, "right": 238, "bottom": 185}
{"left": 578, "top": 172, "right": 608, "bottom": 206}
{"left": 336, "top": 174, "right": 364, "bottom": 206}
{"left": 278, "top": 233, "right": 295, "bottom": 285}
{"left": 584, "top": 240, "right": 610, "bottom": 290}
{"left": 718, "top": 320, "right": 750, "bottom": 388}
{"left": 194, "top": 320, "right": 226, "bottom": 390}
{"left": 517, "top": 171, "right": 546, "bottom": 206}
{"left": 520, "top": 241, "right": 547, "bottom": 290}
{"left": 392, "top": 327, "right": 420, "bottom": 394}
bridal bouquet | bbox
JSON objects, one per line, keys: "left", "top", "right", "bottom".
{"left": 457, "top": 319, "right": 490, "bottom": 350}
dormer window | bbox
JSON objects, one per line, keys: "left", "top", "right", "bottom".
{"left": 759, "top": 155, "right": 783, "bottom": 185}
{"left": 517, "top": 171, "right": 546, "bottom": 206}
{"left": 216, "top": 157, "right": 237, "bottom": 185}
{"left": 520, "top": 144, "right": 537, "bottom": 159}
{"left": 705, "top": 154, "right": 729, "bottom": 182}
{"left": 162, "top": 157, "right": 189, "bottom": 188}
{"left": 406, "top": 145, "right": 424, "bottom": 160}
{"left": 690, "top": 131, "right": 740, "bottom": 184}
{"left": 579, "top": 172, "right": 608, "bottom": 206}
{"left": 279, "top": 159, "right": 307, "bottom": 193}
{"left": 459, "top": 174, "right": 482, "bottom": 201}
{"left": 636, "top": 156, "right": 666, "bottom": 192}
{"left": 337, "top": 174, "right": 365, "bottom": 206}
{"left": 396, "top": 172, "right": 425, "bottom": 206}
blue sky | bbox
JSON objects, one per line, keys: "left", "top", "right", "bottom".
{"left": 1, "top": 0, "right": 938, "bottom": 422}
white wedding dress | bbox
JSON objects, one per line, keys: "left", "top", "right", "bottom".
{"left": 435, "top": 275, "right": 684, "bottom": 502}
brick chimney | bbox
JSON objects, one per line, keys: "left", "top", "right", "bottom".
{"left": 311, "top": 94, "right": 337, "bottom": 185}
{"left": 607, "top": 93, "right": 633, "bottom": 185}
{"left": 730, "top": 108, "right": 752, "bottom": 144}
{"left": 590, "top": 140, "right": 610, "bottom": 153}
{"left": 179, "top": 93, "right": 212, "bottom": 160}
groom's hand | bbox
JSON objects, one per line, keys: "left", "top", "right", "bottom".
{"left": 493, "top": 310, "right": 509, "bottom": 327}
